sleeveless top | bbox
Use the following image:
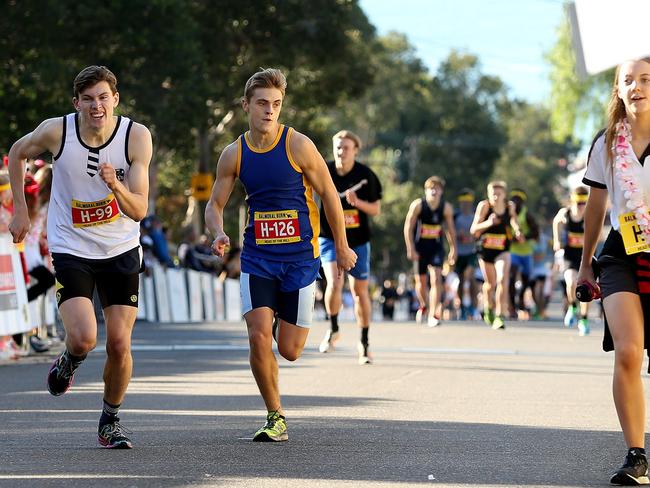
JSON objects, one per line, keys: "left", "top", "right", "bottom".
{"left": 414, "top": 197, "right": 445, "bottom": 254}
{"left": 480, "top": 206, "right": 511, "bottom": 253}
{"left": 563, "top": 208, "right": 585, "bottom": 262}
{"left": 238, "top": 125, "right": 320, "bottom": 262}
{"left": 48, "top": 113, "right": 140, "bottom": 259}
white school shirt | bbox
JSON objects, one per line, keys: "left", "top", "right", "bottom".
{"left": 583, "top": 132, "right": 650, "bottom": 232}
{"left": 47, "top": 113, "right": 140, "bottom": 259}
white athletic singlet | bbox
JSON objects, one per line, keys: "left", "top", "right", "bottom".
{"left": 48, "top": 113, "right": 140, "bottom": 259}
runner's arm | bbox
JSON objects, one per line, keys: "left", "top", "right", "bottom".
{"left": 508, "top": 201, "right": 523, "bottom": 240}
{"left": 8, "top": 118, "right": 62, "bottom": 243}
{"left": 470, "top": 201, "right": 490, "bottom": 236}
{"left": 108, "top": 122, "right": 152, "bottom": 222}
{"left": 403, "top": 199, "right": 421, "bottom": 260}
{"left": 552, "top": 208, "right": 567, "bottom": 252}
{"left": 443, "top": 201, "right": 457, "bottom": 264}
{"left": 290, "top": 131, "right": 356, "bottom": 272}
{"left": 205, "top": 142, "right": 238, "bottom": 257}
{"left": 579, "top": 187, "right": 608, "bottom": 269}
{"left": 346, "top": 191, "right": 381, "bottom": 216}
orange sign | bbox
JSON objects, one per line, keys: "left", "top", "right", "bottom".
{"left": 191, "top": 173, "right": 214, "bottom": 201}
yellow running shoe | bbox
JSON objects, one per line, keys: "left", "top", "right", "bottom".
{"left": 491, "top": 315, "right": 506, "bottom": 330}
{"left": 253, "top": 411, "right": 288, "bottom": 442}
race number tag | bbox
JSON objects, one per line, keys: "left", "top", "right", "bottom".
{"left": 344, "top": 209, "right": 360, "bottom": 229}
{"left": 619, "top": 212, "right": 650, "bottom": 255}
{"left": 254, "top": 210, "right": 301, "bottom": 244}
{"left": 482, "top": 233, "right": 506, "bottom": 250}
{"left": 71, "top": 194, "right": 120, "bottom": 228}
{"left": 567, "top": 232, "right": 584, "bottom": 248}
{"left": 420, "top": 224, "right": 441, "bottom": 239}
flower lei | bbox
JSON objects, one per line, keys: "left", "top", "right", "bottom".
{"left": 615, "top": 118, "right": 650, "bottom": 241}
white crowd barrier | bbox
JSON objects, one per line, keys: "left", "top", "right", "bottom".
{"left": 0, "top": 234, "right": 32, "bottom": 336}
{"left": 140, "top": 262, "right": 241, "bottom": 324}
{"left": 0, "top": 235, "right": 243, "bottom": 337}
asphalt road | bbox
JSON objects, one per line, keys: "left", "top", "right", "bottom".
{"left": 0, "top": 310, "right": 638, "bottom": 487}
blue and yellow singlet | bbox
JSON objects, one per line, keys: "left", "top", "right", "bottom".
{"left": 237, "top": 125, "right": 320, "bottom": 262}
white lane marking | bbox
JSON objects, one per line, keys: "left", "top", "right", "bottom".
{"left": 126, "top": 344, "right": 606, "bottom": 358}
{"left": 131, "top": 344, "right": 248, "bottom": 351}
{"left": 0, "top": 475, "right": 167, "bottom": 480}
{"left": 402, "top": 347, "right": 516, "bottom": 355}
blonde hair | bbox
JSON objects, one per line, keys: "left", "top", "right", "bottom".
{"left": 487, "top": 180, "right": 507, "bottom": 192}
{"left": 424, "top": 176, "right": 445, "bottom": 189}
{"left": 333, "top": 130, "right": 362, "bottom": 150}
{"left": 605, "top": 57, "right": 650, "bottom": 163}
{"left": 244, "top": 68, "right": 287, "bottom": 101}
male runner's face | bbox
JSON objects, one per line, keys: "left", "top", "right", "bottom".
{"left": 488, "top": 186, "right": 504, "bottom": 204}
{"left": 244, "top": 88, "right": 283, "bottom": 136}
{"left": 73, "top": 81, "right": 119, "bottom": 131}
{"left": 425, "top": 184, "right": 442, "bottom": 201}
{"left": 333, "top": 137, "right": 357, "bottom": 167}
{"left": 573, "top": 199, "right": 587, "bottom": 218}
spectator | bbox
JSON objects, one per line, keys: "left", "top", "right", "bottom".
{"left": 142, "top": 215, "right": 174, "bottom": 267}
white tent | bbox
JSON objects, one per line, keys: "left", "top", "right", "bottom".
{"left": 569, "top": 0, "right": 650, "bottom": 76}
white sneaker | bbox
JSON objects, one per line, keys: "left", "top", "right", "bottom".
{"left": 427, "top": 316, "right": 440, "bottom": 327}
{"left": 357, "top": 342, "right": 372, "bottom": 364}
{"left": 318, "top": 330, "right": 340, "bottom": 353}
{"left": 415, "top": 307, "right": 426, "bottom": 324}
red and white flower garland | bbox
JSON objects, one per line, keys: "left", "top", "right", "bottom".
{"left": 615, "top": 118, "right": 650, "bottom": 241}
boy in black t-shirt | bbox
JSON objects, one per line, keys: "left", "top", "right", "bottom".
{"left": 317, "top": 130, "right": 382, "bottom": 364}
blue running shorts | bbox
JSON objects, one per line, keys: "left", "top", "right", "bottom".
{"left": 240, "top": 254, "right": 320, "bottom": 328}
{"left": 318, "top": 238, "right": 370, "bottom": 280}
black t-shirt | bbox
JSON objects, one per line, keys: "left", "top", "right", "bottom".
{"left": 319, "top": 161, "right": 383, "bottom": 247}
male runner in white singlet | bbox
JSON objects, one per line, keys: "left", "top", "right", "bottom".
{"left": 8, "top": 65, "right": 152, "bottom": 449}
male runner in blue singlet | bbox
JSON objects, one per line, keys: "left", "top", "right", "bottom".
{"left": 205, "top": 68, "right": 356, "bottom": 442}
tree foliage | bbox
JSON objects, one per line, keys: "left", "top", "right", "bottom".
{"left": 1, "top": 2, "right": 573, "bottom": 278}
{"left": 546, "top": 11, "right": 613, "bottom": 143}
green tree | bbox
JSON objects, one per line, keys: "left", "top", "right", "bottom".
{"left": 492, "top": 102, "right": 578, "bottom": 220}
{"left": 546, "top": 12, "right": 612, "bottom": 143}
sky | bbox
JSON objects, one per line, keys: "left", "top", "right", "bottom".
{"left": 359, "top": 0, "right": 566, "bottom": 104}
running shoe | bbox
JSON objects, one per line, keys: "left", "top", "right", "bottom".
{"left": 98, "top": 418, "right": 133, "bottom": 449}
{"left": 483, "top": 308, "right": 495, "bottom": 326}
{"left": 564, "top": 305, "right": 578, "bottom": 328}
{"left": 578, "top": 318, "right": 590, "bottom": 336}
{"left": 357, "top": 342, "right": 372, "bottom": 364}
{"left": 427, "top": 316, "right": 440, "bottom": 328}
{"left": 47, "top": 351, "right": 79, "bottom": 396}
{"left": 491, "top": 316, "right": 506, "bottom": 330}
{"left": 253, "top": 411, "right": 288, "bottom": 442}
{"left": 318, "top": 330, "right": 340, "bottom": 353}
{"left": 610, "top": 449, "right": 649, "bottom": 485}
{"left": 415, "top": 307, "right": 426, "bottom": 324}
{"left": 29, "top": 335, "right": 51, "bottom": 353}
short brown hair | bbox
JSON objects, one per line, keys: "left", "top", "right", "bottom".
{"left": 424, "top": 176, "right": 445, "bottom": 189}
{"left": 244, "top": 68, "right": 287, "bottom": 101}
{"left": 333, "top": 130, "right": 362, "bottom": 150}
{"left": 73, "top": 66, "right": 117, "bottom": 98}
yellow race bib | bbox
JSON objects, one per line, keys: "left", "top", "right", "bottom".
{"left": 618, "top": 212, "right": 650, "bottom": 255}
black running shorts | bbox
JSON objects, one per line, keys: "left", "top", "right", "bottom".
{"left": 52, "top": 246, "right": 143, "bottom": 308}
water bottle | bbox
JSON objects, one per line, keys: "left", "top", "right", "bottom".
{"left": 576, "top": 257, "right": 600, "bottom": 302}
